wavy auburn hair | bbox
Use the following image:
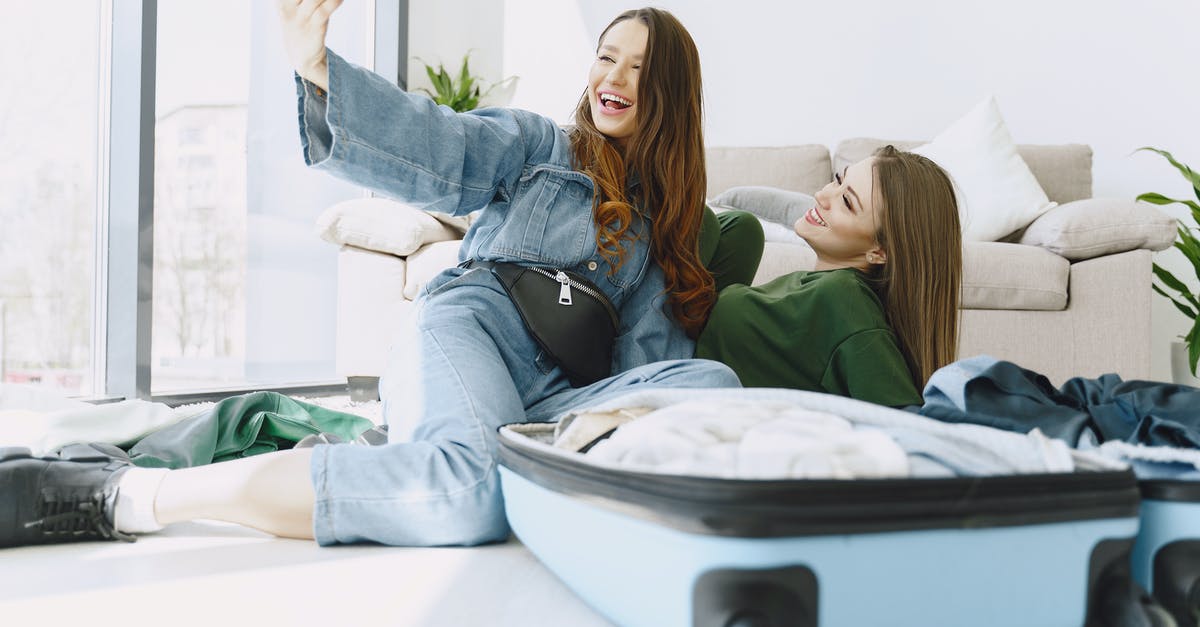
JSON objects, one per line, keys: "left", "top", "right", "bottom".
{"left": 569, "top": 8, "right": 714, "bottom": 337}
{"left": 870, "top": 146, "right": 962, "bottom": 388}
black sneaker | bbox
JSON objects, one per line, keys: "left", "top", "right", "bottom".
{"left": 0, "top": 443, "right": 136, "bottom": 548}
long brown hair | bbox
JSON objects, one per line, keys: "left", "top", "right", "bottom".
{"left": 870, "top": 146, "right": 962, "bottom": 387}
{"left": 569, "top": 8, "right": 713, "bottom": 337}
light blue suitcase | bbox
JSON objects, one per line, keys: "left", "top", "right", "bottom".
{"left": 1133, "top": 480, "right": 1200, "bottom": 626}
{"left": 498, "top": 422, "right": 1141, "bottom": 627}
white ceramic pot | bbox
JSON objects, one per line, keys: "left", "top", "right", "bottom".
{"left": 1170, "top": 341, "right": 1200, "bottom": 387}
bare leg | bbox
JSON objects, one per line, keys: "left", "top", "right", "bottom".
{"left": 153, "top": 449, "right": 316, "bottom": 540}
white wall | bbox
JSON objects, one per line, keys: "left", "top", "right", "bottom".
{"left": 408, "top": 0, "right": 1200, "bottom": 382}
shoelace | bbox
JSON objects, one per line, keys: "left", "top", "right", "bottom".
{"left": 24, "top": 488, "right": 136, "bottom": 543}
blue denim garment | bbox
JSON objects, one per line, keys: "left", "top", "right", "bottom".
{"left": 297, "top": 51, "right": 739, "bottom": 546}
{"left": 921, "top": 354, "right": 1200, "bottom": 473}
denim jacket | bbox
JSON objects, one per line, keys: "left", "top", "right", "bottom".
{"left": 296, "top": 51, "right": 694, "bottom": 373}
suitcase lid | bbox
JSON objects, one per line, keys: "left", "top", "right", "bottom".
{"left": 498, "top": 422, "right": 1140, "bottom": 538}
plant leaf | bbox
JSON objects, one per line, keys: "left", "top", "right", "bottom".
{"left": 439, "top": 67, "right": 456, "bottom": 100}
{"left": 1153, "top": 263, "right": 1200, "bottom": 309}
{"left": 481, "top": 75, "right": 519, "bottom": 103}
{"left": 1136, "top": 192, "right": 1200, "bottom": 213}
{"left": 1189, "top": 316, "right": 1200, "bottom": 377}
{"left": 1137, "top": 146, "right": 1200, "bottom": 203}
{"left": 1175, "top": 228, "right": 1200, "bottom": 282}
{"left": 1154, "top": 283, "right": 1200, "bottom": 319}
{"left": 455, "top": 56, "right": 474, "bottom": 102}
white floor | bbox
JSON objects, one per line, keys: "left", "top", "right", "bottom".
{"left": 0, "top": 521, "right": 613, "bottom": 627}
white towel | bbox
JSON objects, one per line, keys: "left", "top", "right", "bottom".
{"left": 566, "top": 388, "right": 1112, "bottom": 477}
{"left": 585, "top": 399, "right": 909, "bottom": 479}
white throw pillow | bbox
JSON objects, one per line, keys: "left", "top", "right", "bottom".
{"left": 314, "top": 197, "right": 463, "bottom": 256}
{"left": 912, "top": 96, "right": 1056, "bottom": 242}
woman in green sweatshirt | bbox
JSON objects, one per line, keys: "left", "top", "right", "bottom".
{"left": 696, "top": 146, "right": 963, "bottom": 407}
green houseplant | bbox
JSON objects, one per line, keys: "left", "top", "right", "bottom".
{"left": 418, "top": 54, "right": 515, "bottom": 113}
{"left": 1138, "top": 147, "right": 1200, "bottom": 377}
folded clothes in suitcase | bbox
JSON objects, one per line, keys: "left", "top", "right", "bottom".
{"left": 1133, "top": 480, "right": 1200, "bottom": 627}
{"left": 498, "top": 388, "right": 1141, "bottom": 627}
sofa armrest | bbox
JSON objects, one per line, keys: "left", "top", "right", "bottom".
{"left": 315, "top": 197, "right": 464, "bottom": 257}
{"left": 1016, "top": 198, "right": 1176, "bottom": 261}
{"left": 403, "top": 239, "right": 465, "bottom": 300}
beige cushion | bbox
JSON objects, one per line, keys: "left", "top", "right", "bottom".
{"left": 706, "top": 146, "right": 831, "bottom": 197}
{"left": 752, "top": 240, "right": 1068, "bottom": 311}
{"left": 962, "top": 242, "right": 1068, "bottom": 310}
{"left": 1017, "top": 198, "right": 1176, "bottom": 261}
{"left": 316, "top": 198, "right": 462, "bottom": 257}
{"left": 752, "top": 242, "right": 817, "bottom": 286}
{"left": 1015, "top": 144, "right": 1093, "bottom": 204}
{"left": 834, "top": 140, "right": 1093, "bottom": 204}
{"left": 834, "top": 138, "right": 923, "bottom": 172}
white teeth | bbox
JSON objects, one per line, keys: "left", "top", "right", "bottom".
{"left": 600, "top": 93, "right": 632, "bottom": 106}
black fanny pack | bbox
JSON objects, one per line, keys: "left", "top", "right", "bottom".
{"left": 467, "top": 260, "right": 619, "bottom": 387}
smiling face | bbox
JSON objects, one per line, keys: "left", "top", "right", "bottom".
{"left": 794, "top": 157, "right": 888, "bottom": 271}
{"left": 586, "top": 18, "right": 647, "bottom": 146}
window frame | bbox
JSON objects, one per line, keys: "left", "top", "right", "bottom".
{"left": 96, "top": 0, "right": 406, "bottom": 405}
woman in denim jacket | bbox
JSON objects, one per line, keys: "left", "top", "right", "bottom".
{"left": 279, "top": 2, "right": 742, "bottom": 546}
{"left": 0, "top": 2, "right": 743, "bottom": 550}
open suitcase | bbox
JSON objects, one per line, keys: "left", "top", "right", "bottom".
{"left": 498, "top": 400, "right": 1141, "bottom": 627}
{"left": 1133, "top": 480, "right": 1200, "bottom": 626}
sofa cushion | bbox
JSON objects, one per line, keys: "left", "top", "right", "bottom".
{"left": 962, "top": 242, "right": 1068, "bottom": 310}
{"left": 835, "top": 139, "right": 1092, "bottom": 205}
{"left": 751, "top": 240, "right": 1067, "bottom": 311}
{"left": 752, "top": 242, "right": 817, "bottom": 286}
{"left": 1017, "top": 198, "right": 1177, "bottom": 261}
{"left": 316, "top": 197, "right": 462, "bottom": 257}
{"left": 706, "top": 146, "right": 831, "bottom": 198}
{"left": 1011, "top": 144, "right": 1093, "bottom": 204}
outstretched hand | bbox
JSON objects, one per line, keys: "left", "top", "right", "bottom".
{"left": 277, "top": 0, "right": 344, "bottom": 91}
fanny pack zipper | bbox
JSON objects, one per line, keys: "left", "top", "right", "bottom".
{"left": 527, "top": 266, "right": 619, "bottom": 328}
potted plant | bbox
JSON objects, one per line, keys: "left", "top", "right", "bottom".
{"left": 417, "top": 53, "right": 516, "bottom": 113}
{"left": 1138, "top": 147, "right": 1200, "bottom": 381}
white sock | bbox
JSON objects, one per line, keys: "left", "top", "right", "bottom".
{"left": 113, "top": 467, "right": 169, "bottom": 534}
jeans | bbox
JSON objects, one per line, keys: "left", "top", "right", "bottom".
{"left": 313, "top": 275, "right": 739, "bottom": 546}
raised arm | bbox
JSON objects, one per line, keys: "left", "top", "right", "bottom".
{"left": 277, "top": 0, "right": 341, "bottom": 90}
{"left": 278, "top": 0, "right": 547, "bottom": 215}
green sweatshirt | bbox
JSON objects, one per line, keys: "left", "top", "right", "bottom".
{"left": 695, "top": 268, "right": 922, "bottom": 407}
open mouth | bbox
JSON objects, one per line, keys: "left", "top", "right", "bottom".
{"left": 805, "top": 205, "right": 827, "bottom": 227}
{"left": 598, "top": 92, "right": 633, "bottom": 112}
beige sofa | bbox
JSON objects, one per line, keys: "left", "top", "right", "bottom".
{"left": 319, "top": 139, "right": 1176, "bottom": 398}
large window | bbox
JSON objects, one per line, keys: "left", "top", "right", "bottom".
{"left": 151, "top": 1, "right": 372, "bottom": 393}
{"left": 152, "top": 1, "right": 250, "bottom": 390}
{"left": 0, "top": 4, "right": 102, "bottom": 396}
{"left": 0, "top": 1, "right": 400, "bottom": 401}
